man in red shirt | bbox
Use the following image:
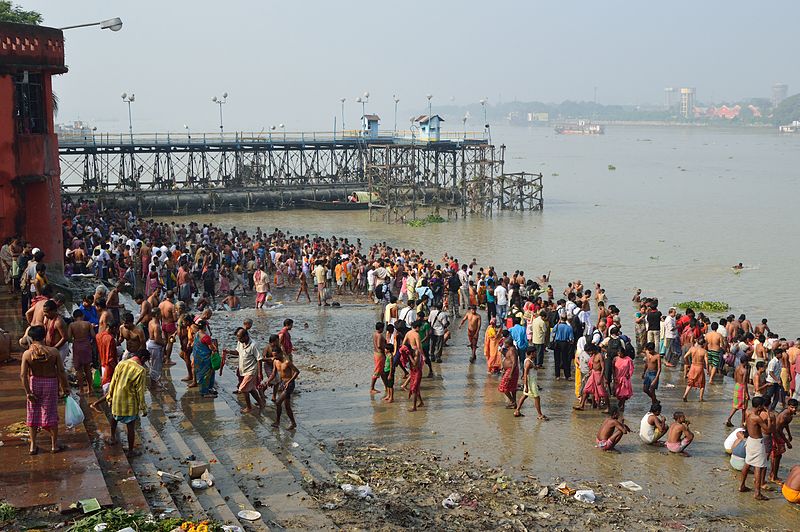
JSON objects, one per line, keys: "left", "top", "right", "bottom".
{"left": 279, "top": 319, "right": 294, "bottom": 361}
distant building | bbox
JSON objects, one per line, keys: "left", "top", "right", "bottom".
{"left": 772, "top": 83, "right": 788, "bottom": 108}
{"left": 527, "top": 112, "right": 549, "bottom": 122}
{"left": 361, "top": 114, "right": 380, "bottom": 140}
{"left": 664, "top": 87, "right": 675, "bottom": 108}
{"left": 413, "top": 114, "right": 444, "bottom": 142}
{"left": 679, "top": 88, "right": 695, "bottom": 119}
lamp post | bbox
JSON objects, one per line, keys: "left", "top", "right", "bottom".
{"left": 462, "top": 114, "right": 468, "bottom": 140}
{"left": 480, "top": 97, "right": 490, "bottom": 142}
{"left": 60, "top": 17, "right": 123, "bottom": 31}
{"left": 356, "top": 91, "right": 369, "bottom": 117}
{"left": 393, "top": 95, "right": 400, "bottom": 135}
{"left": 340, "top": 97, "right": 346, "bottom": 131}
{"left": 279, "top": 124, "right": 286, "bottom": 142}
{"left": 121, "top": 92, "right": 134, "bottom": 144}
{"left": 184, "top": 124, "right": 191, "bottom": 141}
{"left": 211, "top": 92, "right": 228, "bottom": 140}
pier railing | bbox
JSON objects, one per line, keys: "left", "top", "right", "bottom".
{"left": 57, "top": 130, "right": 488, "bottom": 147}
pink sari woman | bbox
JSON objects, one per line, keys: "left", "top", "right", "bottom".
{"left": 145, "top": 266, "right": 160, "bottom": 297}
{"left": 218, "top": 266, "right": 230, "bottom": 296}
{"left": 613, "top": 353, "right": 634, "bottom": 409}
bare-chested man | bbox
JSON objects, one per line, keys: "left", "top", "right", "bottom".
{"left": 740, "top": 396, "right": 773, "bottom": 500}
{"left": 96, "top": 299, "right": 114, "bottom": 334}
{"left": 134, "top": 293, "right": 152, "bottom": 339}
{"left": 20, "top": 325, "right": 69, "bottom": 454}
{"left": 642, "top": 341, "right": 661, "bottom": 404}
{"left": 67, "top": 309, "right": 95, "bottom": 395}
{"left": 726, "top": 355, "right": 751, "bottom": 427}
{"left": 42, "top": 300, "right": 69, "bottom": 363}
{"left": 270, "top": 349, "right": 299, "bottom": 429}
{"left": 119, "top": 311, "right": 145, "bottom": 358}
{"left": 682, "top": 338, "right": 708, "bottom": 402}
{"left": 459, "top": 306, "right": 482, "bottom": 363}
{"left": 740, "top": 314, "right": 753, "bottom": 336}
{"left": 665, "top": 411, "right": 694, "bottom": 456}
{"left": 295, "top": 268, "right": 311, "bottom": 303}
{"left": 158, "top": 290, "right": 178, "bottom": 366}
{"left": 705, "top": 322, "right": 725, "bottom": 384}
{"left": 769, "top": 398, "right": 796, "bottom": 483}
{"left": 146, "top": 308, "right": 166, "bottom": 386}
{"left": 596, "top": 406, "right": 630, "bottom": 452}
{"left": 106, "top": 280, "right": 125, "bottom": 326}
{"left": 402, "top": 320, "right": 425, "bottom": 412}
{"left": 25, "top": 285, "right": 53, "bottom": 326}
{"left": 370, "top": 322, "right": 389, "bottom": 395}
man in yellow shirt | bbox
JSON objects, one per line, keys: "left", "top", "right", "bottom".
{"left": 528, "top": 310, "right": 549, "bottom": 369}
{"left": 106, "top": 349, "right": 149, "bottom": 456}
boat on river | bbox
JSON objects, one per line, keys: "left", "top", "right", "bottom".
{"left": 299, "top": 198, "right": 368, "bottom": 210}
{"left": 554, "top": 120, "right": 604, "bottom": 135}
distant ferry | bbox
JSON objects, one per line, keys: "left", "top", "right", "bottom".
{"left": 778, "top": 121, "right": 800, "bottom": 133}
{"left": 554, "top": 120, "right": 604, "bottom": 135}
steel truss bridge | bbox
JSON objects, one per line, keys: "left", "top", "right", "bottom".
{"left": 58, "top": 131, "right": 542, "bottom": 220}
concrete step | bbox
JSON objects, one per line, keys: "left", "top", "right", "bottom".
{"left": 156, "top": 363, "right": 335, "bottom": 530}
{"left": 79, "top": 394, "right": 150, "bottom": 512}
{"left": 142, "top": 398, "right": 247, "bottom": 529}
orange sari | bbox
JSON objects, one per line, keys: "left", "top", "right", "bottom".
{"left": 484, "top": 325, "right": 502, "bottom": 373}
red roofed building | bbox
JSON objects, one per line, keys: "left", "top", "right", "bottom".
{"left": 0, "top": 22, "right": 67, "bottom": 273}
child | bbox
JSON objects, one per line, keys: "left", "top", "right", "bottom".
{"left": 514, "top": 348, "right": 548, "bottom": 420}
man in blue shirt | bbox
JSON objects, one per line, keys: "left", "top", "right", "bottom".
{"left": 552, "top": 315, "right": 575, "bottom": 380}
{"left": 509, "top": 316, "right": 528, "bottom": 368}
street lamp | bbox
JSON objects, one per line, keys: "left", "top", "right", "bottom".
{"left": 393, "top": 95, "right": 400, "bottom": 134}
{"left": 426, "top": 93, "right": 433, "bottom": 120}
{"left": 184, "top": 124, "right": 191, "bottom": 141}
{"left": 356, "top": 91, "right": 369, "bottom": 117}
{"left": 211, "top": 92, "right": 228, "bottom": 140}
{"left": 462, "top": 114, "right": 468, "bottom": 139}
{"left": 340, "top": 97, "right": 346, "bottom": 131}
{"left": 279, "top": 123, "right": 286, "bottom": 141}
{"left": 480, "top": 97, "right": 490, "bottom": 141}
{"left": 60, "top": 17, "right": 123, "bottom": 31}
{"left": 121, "top": 92, "right": 134, "bottom": 144}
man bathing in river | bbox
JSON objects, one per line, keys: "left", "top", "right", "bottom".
{"left": 665, "top": 411, "right": 694, "bottom": 456}
{"left": 596, "top": 406, "right": 630, "bottom": 452}
{"left": 740, "top": 396, "right": 773, "bottom": 500}
{"left": 269, "top": 348, "right": 299, "bottom": 429}
{"left": 769, "top": 398, "right": 796, "bottom": 483}
{"left": 642, "top": 342, "right": 661, "bottom": 404}
{"left": 459, "top": 305, "right": 482, "bottom": 364}
{"left": 370, "top": 322, "right": 389, "bottom": 395}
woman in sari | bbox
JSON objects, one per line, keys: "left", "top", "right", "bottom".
{"left": 145, "top": 265, "right": 160, "bottom": 297}
{"left": 613, "top": 350, "right": 634, "bottom": 411}
{"left": 191, "top": 319, "right": 217, "bottom": 398}
{"left": 483, "top": 318, "right": 502, "bottom": 374}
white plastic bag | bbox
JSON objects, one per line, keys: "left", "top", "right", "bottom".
{"left": 65, "top": 395, "right": 85, "bottom": 428}
{"left": 574, "top": 489, "right": 596, "bottom": 503}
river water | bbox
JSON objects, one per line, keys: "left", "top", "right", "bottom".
{"left": 157, "top": 125, "right": 800, "bottom": 526}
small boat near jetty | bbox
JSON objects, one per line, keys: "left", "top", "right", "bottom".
{"left": 555, "top": 120, "right": 604, "bottom": 135}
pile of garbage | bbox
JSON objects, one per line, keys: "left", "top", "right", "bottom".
{"left": 309, "top": 440, "right": 754, "bottom": 531}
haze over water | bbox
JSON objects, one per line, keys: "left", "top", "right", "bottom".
{"left": 158, "top": 124, "right": 800, "bottom": 527}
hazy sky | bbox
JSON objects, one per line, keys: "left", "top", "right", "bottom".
{"left": 23, "top": 0, "right": 800, "bottom": 133}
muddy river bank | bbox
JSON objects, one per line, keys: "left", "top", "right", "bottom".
{"left": 205, "top": 286, "right": 798, "bottom": 530}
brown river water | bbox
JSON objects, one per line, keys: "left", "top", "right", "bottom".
{"left": 152, "top": 125, "right": 800, "bottom": 527}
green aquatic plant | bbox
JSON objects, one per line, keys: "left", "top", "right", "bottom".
{"left": 675, "top": 301, "right": 730, "bottom": 312}
{"left": 407, "top": 214, "right": 446, "bottom": 228}
{"left": 0, "top": 502, "right": 16, "bottom": 524}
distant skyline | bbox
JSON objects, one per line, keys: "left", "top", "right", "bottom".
{"left": 21, "top": 0, "right": 800, "bottom": 132}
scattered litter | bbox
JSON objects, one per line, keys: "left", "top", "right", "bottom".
{"left": 535, "top": 511, "right": 551, "bottom": 519}
{"left": 664, "top": 383, "right": 676, "bottom": 388}
{"left": 620, "top": 481, "right": 642, "bottom": 492}
{"left": 340, "top": 483, "right": 375, "bottom": 500}
{"left": 156, "top": 470, "right": 183, "bottom": 482}
{"left": 190, "top": 479, "right": 209, "bottom": 489}
{"left": 78, "top": 498, "right": 101, "bottom": 514}
{"left": 116, "top": 528, "right": 135, "bottom": 532}
{"left": 556, "top": 483, "right": 576, "bottom": 496}
{"left": 322, "top": 502, "right": 338, "bottom": 510}
{"left": 442, "top": 492, "right": 462, "bottom": 509}
{"left": 201, "top": 469, "right": 215, "bottom": 487}
{"left": 292, "top": 442, "right": 300, "bottom": 448}
{"left": 188, "top": 460, "right": 209, "bottom": 479}
{"left": 221, "top": 527, "right": 244, "bottom": 532}
{"left": 537, "top": 486, "right": 549, "bottom": 498}
{"left": 574, "top": 489, "right": 596, "bottom": 504}
{"left": 93, "top": 524, "right": 107, "bottom": 532}
{"left": 237, "top": 510, "right": 262, "bottom": 521}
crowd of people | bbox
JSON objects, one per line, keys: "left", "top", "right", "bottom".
{"left": 3, "top": 197, "right": 799, "bottom": 504}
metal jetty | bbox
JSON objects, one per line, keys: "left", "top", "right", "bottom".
{"left": 58, "top": 130, "right": 543, "bottom": 221}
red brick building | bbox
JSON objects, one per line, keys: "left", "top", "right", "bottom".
{"left": 0, "top": 22, "right": 66, "bottom": 273}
